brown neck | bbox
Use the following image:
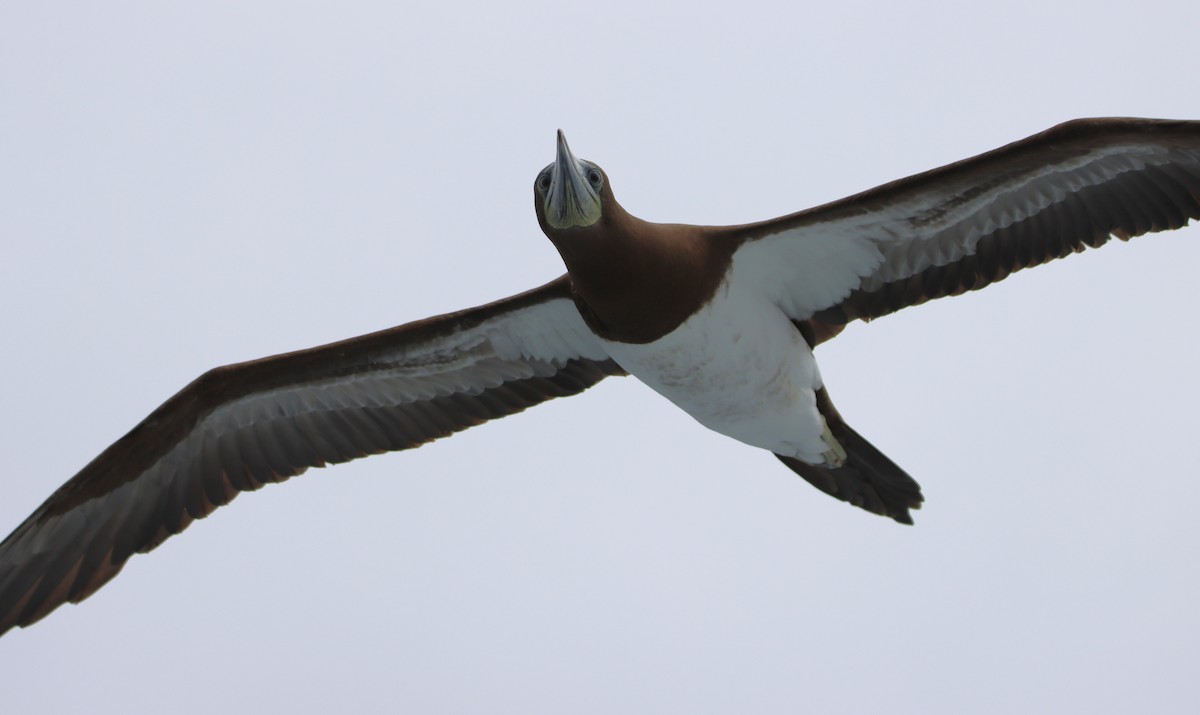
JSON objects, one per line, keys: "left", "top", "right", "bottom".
{"left": 547, "top": 202, "right": 735, "bottom": 344}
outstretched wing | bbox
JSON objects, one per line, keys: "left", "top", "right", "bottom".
{"left": 732, "top": 118, "right": 1200, "bottom": 323}
{"left": 0, "top": 275, "right": 623, "bottom": 636}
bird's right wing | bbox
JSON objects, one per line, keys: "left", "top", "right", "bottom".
{"left": 0, "top": 274, "right": 623, "bottom": 636}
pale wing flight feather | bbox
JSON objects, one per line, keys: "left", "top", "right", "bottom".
{"left": 733, "top": 119, "right": 1200, "bottom": 324}
{"left": 0, "top": 276, "right": 624, "bottom": 635}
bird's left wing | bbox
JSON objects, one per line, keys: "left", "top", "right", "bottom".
{"left": 0, "top": 275, "right": 623, "bottom": 636}
{"left": 731, "top": 118, "right": 1200, "bottom": 324}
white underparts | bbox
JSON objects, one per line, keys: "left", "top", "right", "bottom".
{"left": 599, "top": 277, "right": 839, "bottom": 466}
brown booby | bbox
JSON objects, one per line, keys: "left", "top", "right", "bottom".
{"left": 1, "top": 117, "right": 1199, "bottom": 637}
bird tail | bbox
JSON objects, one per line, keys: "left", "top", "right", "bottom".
{"left": 775, "top": 417, "right": 923, "bottom": 525}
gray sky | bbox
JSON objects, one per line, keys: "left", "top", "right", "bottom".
{"left": 2, "top": 2, "right": 1198, "bottom": 713}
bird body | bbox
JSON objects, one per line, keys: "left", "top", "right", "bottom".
{"left": 3, "top": 117, "right": 1200, "bottom": 636}
{"left": 597, "top": 273, "right": 833, "bottom": 463}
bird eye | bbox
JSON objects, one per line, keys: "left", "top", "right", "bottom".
{"left": 587, "top": 169, "right": 602, "bottom": 187}
{"left": 537, "top": 173, "right": 551, "bottom": 191}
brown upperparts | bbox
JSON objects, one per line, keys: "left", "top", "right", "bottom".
{"left": 534, "top": 131, "right": 737, "bottom": 344}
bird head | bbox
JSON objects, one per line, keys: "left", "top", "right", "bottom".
{"left": 534, "top": 130, "right": 609, "bottom": 235}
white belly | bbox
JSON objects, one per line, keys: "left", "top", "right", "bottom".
{"left": 599, "top": 278, "right": 832, "bottom": 463}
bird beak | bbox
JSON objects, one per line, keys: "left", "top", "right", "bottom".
{"left": 546, "top": 130, "right": 602, "bottom": 229}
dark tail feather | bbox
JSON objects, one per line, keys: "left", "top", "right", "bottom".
{"left": 776, "top": 421, "right": 923, "bottom": 525}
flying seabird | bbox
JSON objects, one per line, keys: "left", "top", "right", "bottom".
{"left": 2, "top": 117, "right": 1199, "bottom": 637}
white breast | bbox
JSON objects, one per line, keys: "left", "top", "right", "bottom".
{"left": 599, "top": 277, "right": 833, "bottom": 463}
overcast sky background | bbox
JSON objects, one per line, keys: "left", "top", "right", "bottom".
{"left": 2, "top": 2, "right": 1198, "bottom": 713}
